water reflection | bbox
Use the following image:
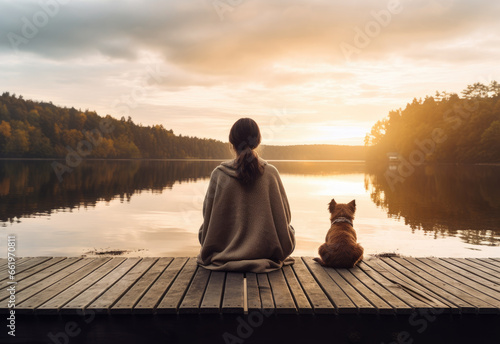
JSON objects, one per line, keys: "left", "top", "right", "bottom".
{"left": 0, "top": 160, "right": 219, "bottom": 223}
{"left": 366, "top": 163, "right": 500, "bottom": 246}
{"left": 0, "top": 160, "right": 499, "bottom": 249}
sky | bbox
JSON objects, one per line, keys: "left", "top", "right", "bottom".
{"left": 1, "top": 0, "right": 499, "bottom": 145}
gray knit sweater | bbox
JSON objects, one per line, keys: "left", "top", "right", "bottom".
{"left": 197, "top": 158, "right": 295, "bottom": 272}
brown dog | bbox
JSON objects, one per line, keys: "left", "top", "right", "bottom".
{"left": 313, "top": 198, "right": 364, "bottom": 268}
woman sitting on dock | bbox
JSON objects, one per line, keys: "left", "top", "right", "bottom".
{"left": 197, "top": 118, "right": 296, "bottom": 273}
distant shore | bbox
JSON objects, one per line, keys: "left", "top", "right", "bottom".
{"left": 0, "top": 157, "right": 366, "bottom": 162}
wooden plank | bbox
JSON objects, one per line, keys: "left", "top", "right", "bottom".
{"left": 292, "top": 258, "right": 334, "bottom": 314}
{"left": 60, "top": 258, "right": 140, "bottom": 314}
{"left": 358, "top": 260, "right": 432, "bottom": 312}
{"left": 110, "top": 257, "right": 172, "bottom": 314}
{"left": 12, "top": 259, "right": 96, "bottom": 314}
{"left": 200, "top": 271, "right": 225, "bottom": 313}
{"left": 0, "top": 257, "right": 52, "bottom": 281}
{"left": 282, "top": 265, "right": 313, "bottom": 314}
{"left": 0, "top": 257, "right": 61, "bottom": 282}
{"left": 322, "top": 266, "right": 376, "bottom": 314}
{"left": 246, "top": 273, "right": 261, "bottom": 311}
{"left": 17, "top": 258, "right": 110, "bottom": 313}
{"left": 87, "top": 258, "right": 157, "bottom": 312}
{"left": 336, "top": 267, "right": 394, "bottom": 314}
{"left": 156, "top": 258, "right": 198, "bottom": 314}
{"left": 178, "top": 267, "right": 211, "bottom": 314}
{"left": 444, "top": 258, "right": 500, "bottom": 285}
{"left": 375, "top": 258, "right": 474, "bottom": 313}
{"left": 36, "top": 258, "right": 123, "bottom": 314}
{"left": 268, "top": 269, "right": 296, "bottom": 314}
{"left": 364, "top": 258, "right": 453, "bottom": 313}
{"left": 257, "top": 274, "right": 274, "bottom": 312}
{"left": 392, "top": 258, "right": 498, "bottom": 314}
{"left": 0, "top": 257, "right": 33, "bottom": 274}
{"left": 134, "top": 257, "right": 188, "bottom": 314}
{"left": 222, "top": 272, "right": 244, "bottom": 313}
{"left": 303, "top": 257, "right": 357, "bottom": 314}
{"left": 420, "top": 258, "right": 500, "bottom": 306}
{"left": 0, "top": 258, "right": 81, "bottom": 302}
{"left": 474, "top": 258, "right": 500, "bottom": 274}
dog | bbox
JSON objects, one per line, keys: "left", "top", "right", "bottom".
{"left": 313, "top": 198, "right": 364, "bottom": 268}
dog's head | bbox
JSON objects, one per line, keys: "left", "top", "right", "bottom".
{"left": 328, "top": 198, "right": 356, "bottom": 220}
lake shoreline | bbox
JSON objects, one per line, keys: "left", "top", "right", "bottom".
{"left": 3, "top": 157, "right": 500, "bottom": 165}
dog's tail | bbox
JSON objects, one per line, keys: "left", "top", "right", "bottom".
{"left": 313, "top": 257, "right": 326, "bottom": 266}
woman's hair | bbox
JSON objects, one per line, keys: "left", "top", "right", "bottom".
{"left": 229, "top": 118, "right": 264, "bottom": 184}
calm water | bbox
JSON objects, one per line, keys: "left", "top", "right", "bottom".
{"left": 1, "top": 160, "right": 499, "bottom": 258}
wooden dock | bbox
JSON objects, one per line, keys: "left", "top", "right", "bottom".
{"left": 1, "top": 256, "right": 499, "bottom": 343}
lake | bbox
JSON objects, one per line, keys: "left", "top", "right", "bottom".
{"left": 1, "top": 160, "right": 499, "bottom": 258}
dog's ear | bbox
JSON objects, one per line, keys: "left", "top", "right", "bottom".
{"left": 348, "top": 200, "right": 356, "bottom": 212}
{"left": 328, "top": 199, "right": 336, "bottom": 213}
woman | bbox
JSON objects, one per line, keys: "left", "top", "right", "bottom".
{"left": 197, "top": 118, "right": 295, "bottom": 273}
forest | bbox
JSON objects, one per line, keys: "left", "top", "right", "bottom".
{"left": 365, "top": 81, "right": 500, "bottom": 163}
{"left": 0, "top": 92, "right": 365, "bottom": 160}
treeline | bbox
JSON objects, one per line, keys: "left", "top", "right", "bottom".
{"left": 365, "top": 81, "right": 500, "bottom": 163}
{"left": 0, "top": 92, "right": 366, "bottom": 160}
{"left": 260, "top": 145, "right": 366, "bottom": 160}
{"left": 0, "top": 92, "right": 231, "bottom": 159}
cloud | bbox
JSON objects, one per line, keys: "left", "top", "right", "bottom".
{"left": 1, "top": 0, "right": 500, "bottom": 144}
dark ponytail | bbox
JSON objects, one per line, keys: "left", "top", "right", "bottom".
{"left": 229, "top": 118, "right": 264, "bottom": 184}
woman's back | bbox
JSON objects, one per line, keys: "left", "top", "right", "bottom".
{"left": 197, "top": 157, "right": 295, "bottom": 272}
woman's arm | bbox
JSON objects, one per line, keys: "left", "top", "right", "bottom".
{"left": 198, "top": 169, "right": 218, "bottom": 246}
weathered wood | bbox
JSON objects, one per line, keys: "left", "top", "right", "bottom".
{"left": 87, "top": 258, "right": 157, "bottom": 312}
{"left": 420, "top": 258, "right": 500, "bottom": 306}
{"left": 323, "top": 266, "right": 376, "bottom": 314}
{"left": 268, "top": 269, "right": 296, "bottom": 314}
{"left": 358, "top": 260, "right": 430, "bottom": 312}
{"left": 0, "top": 257, "right": 52, "bottom": 281}
{"left": 200, "top": 271, "right": 225, "bottom": 313}
{"left": 0, "top": 257, "right": 33, "bottom": 274}
{"left": 282, "top": 265, "right": 313, "bottom": 314}
{"left": 257, "top": 273, "right": 275, "bottom": 312}
{"left": 111, "top": 257, "right": 172, "bottom": 314}
{"left": 0, "top": 257, "right": 81, "bottom": 302}
{"left": 444, "top": 258, "right": 500, "bottom": 286}
{"left": 292, "top": 258, "right": 334, "bottom": 314}
{"left": 2, "top": 256, "right": 499, "bottom": 317}
{"left": 303, "top": 257, "right": 357, "bottom": 314}
{"left": 472, "top": 258, "right": 500, "bottom": 275}
{"left": 14, "top": 259, "right": 97, "bottom": 314}
{"left": 178, "top": 267, "right": 211, "bottom": 313}
{"left": 222, "top": 272, "right": 244, "bottom": 313}
{"left": 392, "top": 257, "right": 498, "bottom": 314}
{"left": 246, "top": 273, "right": 261, "bottom": 311}
{"left": 37, "top": 258, "right": 124, "bottom": 314}
{"left": 156, "top": 258, "right": 198, "bottom": 314}
{"left": 0, "top": 257, "right": 61, "bottom": 283}
{"left": 17, "top": 258, "right": 111, "bottom": 313}
{"left": 134, "top": 257, "right": 188, "bottom": 314}
{"left": 61, "top": 258, "right": 140, "bottom": 314}
{"left": 364, "top": 258, "right": 452, "bottom": 313}
{"left": 336, "top": 267, "right": 394, "bottom": 314}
